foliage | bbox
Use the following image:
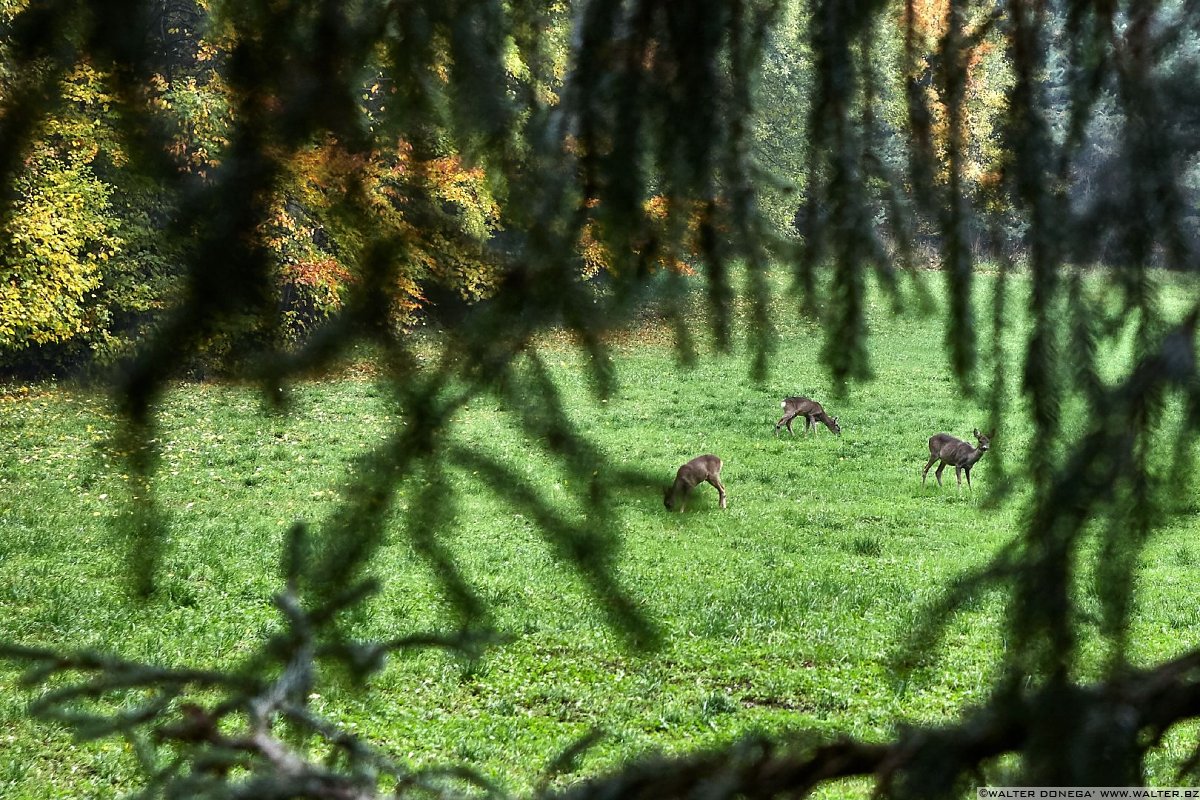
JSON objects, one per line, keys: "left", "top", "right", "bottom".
{"left": 2, "top": 0, "right": 1200, "bottom": 798}
{"left": 904, "top": 0, "right": 1011, "bottom": 194}
{"left": 0, "top": 0, "right": 535, "bottom": 374}
{"left": 0, "top": 62, "right": 121, "bottom": 359}
{"left": 750, "top": 0, "right": 814, "bottom": 235}
{"left": 0, "top": 138, "right": 117, "bottom": 348}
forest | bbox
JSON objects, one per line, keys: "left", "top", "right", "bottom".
{"left": 3, "top": 0, "right": 1200, "bottom": 798}
{"left": 10, "top": 0, "right": 1189, "bottom": 378}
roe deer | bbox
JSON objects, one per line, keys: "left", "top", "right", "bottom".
{"left": 664, "top": 454, "right": 727, "bottom": 512}
{"left": 775, "top": 396, "right": 841, "bottom": 436}
{"left": 921, "top": 429, "right": 992, "bottom": 489}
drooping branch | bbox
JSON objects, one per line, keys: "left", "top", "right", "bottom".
{"left": 552, "top": 646, "right": 1200, "bottom": 799}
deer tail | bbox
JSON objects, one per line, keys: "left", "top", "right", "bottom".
{"left": 780, "top": 401, "right": 787, "bottom": 408}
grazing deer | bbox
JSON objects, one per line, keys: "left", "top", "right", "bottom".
{"left": 921, "top": 429, "right": 993, "bottom": 489}
{"left": 664, "top": 454, "right": 727, "bottom": 512}
{"left": 774, "top": 396, "right": 841, "bottom": 436}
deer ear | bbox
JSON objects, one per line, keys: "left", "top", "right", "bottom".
{"left": 973, "top": 428, "right": 981, "bottom": 438}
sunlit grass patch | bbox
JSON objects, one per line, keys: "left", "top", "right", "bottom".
{"left": 1, "top": 271, "right": 1199, "bottom": 797}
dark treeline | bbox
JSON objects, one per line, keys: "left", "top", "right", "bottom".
{"left": 3, "top": 0, "right": 1200, "bottom": 798}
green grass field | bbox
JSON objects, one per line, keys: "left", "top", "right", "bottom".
{"left": 3, "top": 271, "right": 1200, "bottom": 797}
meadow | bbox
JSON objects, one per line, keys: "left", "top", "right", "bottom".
{"left": 2, "top": 270, "right": 1200, "bottom": 798}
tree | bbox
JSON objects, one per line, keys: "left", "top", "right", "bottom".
{"left": 0, "top": 0, "right": 548, "bottom": 374}
{"left": 0, "top": 57, "right": 121, "bottom": 360}
{"left": 3, "top": 0, "right": 1200, "bottom": 797}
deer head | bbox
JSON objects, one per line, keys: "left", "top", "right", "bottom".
{"left": 973, "top": 428, "right": 992, "bottom": 450}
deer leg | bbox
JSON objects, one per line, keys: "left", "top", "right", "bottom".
{"left": 805, "top": 415, "right": 815, "bottom": 435}
{"left": 921, "top": 455, "right": 938, "bottom": 485}
{"left": 678, "top": 488, "right": 689, "bottom": 513}
{"left": 708, "top": 476, "right": 727, "bottom": 509}
{"left": 934, "top": 462, "right": 946, "bottom": 486}
{"left": 784, "top": 412, "right": 799, "bottom": 435}
{"left": 774, "top": 415, "right": 787, "bottom": 435}
{"left": 955, "top": 466, "right": 963, "bottom": 489}
{"left": 965, "top": 467, "right": 972, "bottom": 490}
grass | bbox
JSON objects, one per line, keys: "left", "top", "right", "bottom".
{"left": 2, "top": 269, "right": 1200, "bottom": 797}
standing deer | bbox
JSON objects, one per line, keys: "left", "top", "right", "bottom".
{"left": 774, "top": 396, "right": 841, "bottom": 436}
{"left": 921, "top": 429, "right": 993, "bottom": 489}
{"left": 664, "top": 454, "right": 727, "bottom": 512}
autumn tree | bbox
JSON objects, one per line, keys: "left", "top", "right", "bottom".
{"left": 0, "top": 0, "right": 551, "bottom": 374}
{"left": 903, "top": 0, "right": 1010, "bottom": 200}
{"left": 0, "top": 50, "right": 121, "bottom": 362}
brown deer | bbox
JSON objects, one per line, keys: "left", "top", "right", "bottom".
{"left": 921, "top": 429, "right": 993, "bottom": 489}
{"left": 664, "top": 454, "right": 727, "bottom": 512}
{"left": 774, "top": 396, "right": 841, "bottom": 436}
